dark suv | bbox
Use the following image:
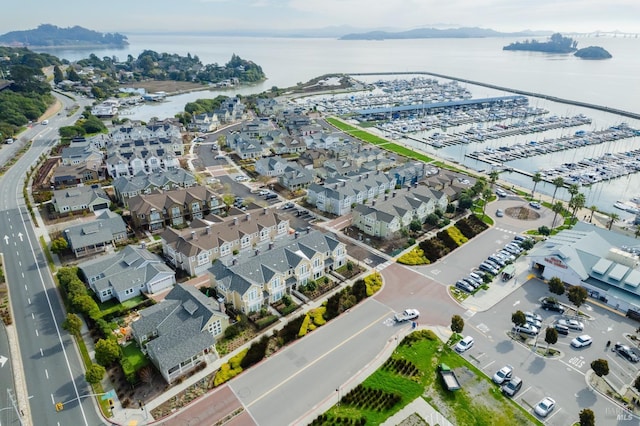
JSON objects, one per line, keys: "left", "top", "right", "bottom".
{"left": 613, "top": 343, "right": 640, "bottom": 363}
{"left": 541, "top": 298, "right": 565, "bottom": 313}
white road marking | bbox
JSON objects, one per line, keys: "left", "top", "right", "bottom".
{"left": 35, "top": 329, "right": 38, "bottom": 337}
{"left": 545, "top": 407, "right": 562, "bottom": 423}
{"left": 45, "top": 369, "right": 49, "bottom": 379}
{"left": 27, "top": 298, "right": 31, "bottom": 305}
{"left": 40, "top": 348, "right": 43, "bottom": 357}
{"left": 518, "top": 385, "right": 532, "bottom": 398}
{"left": 483, "top": 360, "right": 496, "bottom": 370}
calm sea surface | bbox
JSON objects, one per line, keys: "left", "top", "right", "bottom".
{"left": 38, "top": 35, "right": 640, "bottom": 215}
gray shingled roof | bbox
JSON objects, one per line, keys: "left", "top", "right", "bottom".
{"left": 64, "top": 210, "right": 126, "bottom": 250}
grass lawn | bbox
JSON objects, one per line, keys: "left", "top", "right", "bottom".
{"left": 96, "top": 295, "right": 146, "bottom": 319}
{"left": 320, "top": 330, "right": 541, "bottom": 426}
{"left": 121, "top": 342, "right": 149, "bottom": 371}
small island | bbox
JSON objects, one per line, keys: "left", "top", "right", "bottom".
{"left": 574, "top": 46, "right": 612, "bottom": 60}
{"left": 503, "top": 33, "right": 577, "bottom": 53}
{"left": 0, "top": 24, "right": 128, "bottom": 48}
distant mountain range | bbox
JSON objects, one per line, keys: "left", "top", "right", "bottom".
{"left": 0, "top": 24, "right": 128, "bottom": 48}
{"left": 339, "top": 27, "right": 552, "bottom": 40}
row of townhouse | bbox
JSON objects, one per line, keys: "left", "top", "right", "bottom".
{"left": 161, "top": 207, "right": 290, "bottom": 276}
{"left": 352, "top": 184, "right": 448, "bottom": 238}
{"left": 306, "top": 170, "right": 397, "bottom": 216}
{"left": 105, "top": 143, "right": 181, "bottom": 178}
{"left": 209, "top": 229, "right": 347, "bottom": 314}
{"left": 128, "top": 186, "right": 224, "bottom": 232}
{"left": 111, "top": 169, "right": 197, "bottom": 208}
{"left": 254, "top": 156, "right": 315, "bottom": 190}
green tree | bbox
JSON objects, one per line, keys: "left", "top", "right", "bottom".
{"left": 607, "top": 212, "right": 619, "bottom": 230}
{"left": 578, "top": 408, "right": 595, "bottom": 426}
{"left": 567, "top": 286, "right": 588, "bottom": 311}
{"left": 81, "top": 115, "right": 107, "bottom": 134}
{"left": 544, "top": 327, "right": 558, "bottom": 354}
{"left": 590, "top": 358, "right": 609, "bottom": 377}
{"left": 409, "top": 219, "right": 422, "bottom": 232}
{"left": 450, "top": 315, "right": 465, "bottom": 334}
{"left": 53, "top": 65, "right": 64, "bottom": 84}
{"left": 457, "top": 195, "right": 473, "bottom": 211}
{"left": 71, "top": 294, "right": 99, "bottom": 317}
{"left": 68, "top": 68, "right": 80, "bottom": 81}
{"left": 62, "top": 313, "right": 82, "bottom": 336}
{"left": 520, "top": 239, "right": 534, "bottom": 250}
{"left": 531, "top": 172, "right": 542, "bottom": 197}
{"left": 634, "top": 375, "right": 640, "bottom": 392}
{"left": 569, "top": 193, "right": 586, "bottom": 223}
{"left": 551, "top": 177, "right": 564, "bottom": 203}
{"left": 511, "top": 310, "right": 526, "bottom": 328}
{"left": 94, "top": 338, "right": 121, "bottom": 366}
{"left": 537, "top": 225, "right": 551, "bottom": 236}
{"left": 567, "top": 183, "right": 580, "bottom": 204}
{"left": 489, "top": 170, "right": 499, "bottom": 188}
{"left": 588, "top": 205, "right": 597, "bottom": 222}
{"left": 481, "top": 188, "right": 493, "bottom": 217}
{"left": 551, "top": 201, "right": 564, "bottom": 228}
{"left": 85, "top": 363, "right": 106, "bottom": 384}
{"left": 50, "top": 237, "right": 68, "bottom": 254}
{"left": 548, "top": 277, "right": 565, "bottom": 296}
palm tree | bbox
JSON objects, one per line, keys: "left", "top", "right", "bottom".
{"left": 551, "top": 177, "right": 565, "bottom": 203}
{"left": 608, "top": 212, "right": 619, "bottom": 230}
{"left": 635, "top": 225, "right": 640, "bottom": 239}
{"left": 569, "top": 193, "right": 586, "bottom": 223}
{"left": 482, "top": 188, "right": 493, "bottom": 218}
{"left": 567, "top": 184, "right": 580, "bottom": 204}
{"left": 552, "top": 201, "right": 564, "bottom": 228}
{"left": 531, "top": 172, "right": 542, "bottom": 197}
{"left": 589, "top": 205, "right": 598, "bottom": 223}
{"left": 489, "top": 170, "right": 500, "bottom": 188}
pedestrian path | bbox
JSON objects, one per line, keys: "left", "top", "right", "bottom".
{"left": 381, "top": 397, "right": 454, "bottom": 426}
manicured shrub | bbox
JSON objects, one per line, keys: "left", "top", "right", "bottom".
{"left": 397, "top": 248, "right": 429, "bottom": 265}
{"left": 364, "top": 272, "right": 383, "bottom": 296}
{"left": 446, "top": 226, "right": 468, "bottom": 245}
{"left": 240, "top": 336, "right": 268, "bottom": 369}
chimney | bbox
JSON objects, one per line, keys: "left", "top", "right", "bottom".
{"left": 140, "top": 242, "right": 146, "bottom": 249}
{"left": 407, "top": 186, "right": 410, "bottom": 191}
{"left": 269, "top": 242, "right": 274, "bottom": 250}
{"left": 233, "top": 217, "right": 238, "bottom": 226}
{"left": 263, "top": 207, "right": 267, "bottom": 215}
{"left": 372, "top": 200, "right": 376, "bottom": 206}
{"left": 342, "top": 181, "right": 346, "bottom": 187}
{"left": 294, "top": 231, "right": 299, "bottom": 239}
{"left": 384, "top": 195, "right": 388, "bottom": 201}
{"left": 232, "top": 257, "right": 237, "bottom": 265}
{"left": 392, "top": 191, "right": 396, "bottom": 198}
{"left": 217, "top": 297, "right": 226, "bottom": 314}
{"left": 255, "top": 249, "right": 260, "bottom": 256}
{"left": 191, "top": 230, "right": 197, "bottom": 240}
{"left": 246, "top": 213, "right": 251, "bottom": 221}
{"left": 414, "top": 181, "right": 418, "bottom": 188}
{"left": 306, "top": 226, "right": 311, "bottom": 234}
{"left": 206, "top": 225, "right": 211, "bottom": 235}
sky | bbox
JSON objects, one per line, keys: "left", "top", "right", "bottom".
{"left": 2, "top": 0, "right": 639, "bottom": 35}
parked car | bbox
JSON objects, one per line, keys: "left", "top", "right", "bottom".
{"left": 613, "top": 343, "right": 640, "bottom": 363}
{"left": 265, "top": 193, "right": 278, "bottom": 200}
{"left": 571, "top": 334, "right": 593, "bottom": 348}
{"left": 462, "top": 277, "right": 480, "bottom": 289}
{"left": 455, "top": 280, "right": 474, "bottom": 293}
{"left": 214, "top": 154, "right": 226, "bottom": 160}
{"left": 478, "top": 263, "right": 499, "bottom": 275}
{"left": 513, "top": 324, "right": 539, "bottom": 337}
{"left": 282, "top": 202, "right": 295, "bottom": 209}
{"left": 498, "top": 250, "right": 516, "bottom": 261}
{"left": 557, "top": 318, "right": 584, "bottom": 331}
{"left": 394, "top": 309, "right": 420, "bottom": 322}
{"left": 513, "top": 235, "right": 528, "bottom": 242}
{"left": 258, "top": 190, "right": 270, "bottom": 196}
{"left": 484, "top": 259, "right": 501, "bottom": 270}
{"left": 492, "top": 364, "right": 513, "bottom": 384}
{"left": 496, "top": 208, "right": 504, "bottom": 217}
{"left": 465, "top": 275, "right": 482, "bottom": 287}
{"left": 455, "top": 336, "right": 474, "bottom": 353}
{"left": 524, "top": 312, "right": 542, "bottom": 323}
{"left": 469, "top": 272, "right": 484, "bottom": 283}
{"left": 541, "top": 297, "right": 565, "bottom": 313}
{"left": 505, "top": 243, "right": 523, "bottom": 253}
{"left": 496, "top": 188, "right": 507, "bottom": 197}
{"left": 503, "top": 245, "right": 521, "bottom": 255}
{"left": 554, "top": 324, "right": 569, "bottom": 335}
{"left": 235, "top": 175, "right": 248, "bottom": 182}
{"left": 501, "top": 376, "right": 523, "bottom": 397}
{"left": 488, "top": 256, "right": 506, "bottom": 267}
{"left": 534, "top": 397, "right": 556, "bottom": 417}
{"left": 529, "top": 201, "right": 542, "bottom": 209}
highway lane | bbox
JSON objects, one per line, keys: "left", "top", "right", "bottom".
{"left": 0, "top": 93, "right": 102, "bottom": 425}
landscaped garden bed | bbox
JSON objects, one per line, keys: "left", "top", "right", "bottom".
{"left": 298, "top": 277, "right": 340, "bottom": 300}
{"left": 312, "top": 329, "right": 541, "bottom": 426}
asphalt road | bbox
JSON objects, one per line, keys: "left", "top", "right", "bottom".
{"left": 0, "top": 93, "right": 103, "bottom": 426}
{"left": 229, "top": 299, "right": 397, "bottom": 426}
